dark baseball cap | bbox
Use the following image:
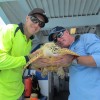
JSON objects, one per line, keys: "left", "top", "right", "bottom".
{"left": 28, "top": 8, "right": 48, "bottom": 23}
{"left": 48, "top": 26, "right": 66, "bottom": 41}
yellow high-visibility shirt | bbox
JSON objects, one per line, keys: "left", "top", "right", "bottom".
{"left": 0, "top": 24, "right": 32, "bottom": 100}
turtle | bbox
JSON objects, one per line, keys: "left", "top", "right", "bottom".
{"left": 24, "top": 42, "right": 79, "bottom": 78}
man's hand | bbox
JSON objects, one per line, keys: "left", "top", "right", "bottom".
{"left": 55, "top": 54, "right": 75, "bottom": 67}
{"left": 30, "top": 54, "right": 75, "bottom": 69}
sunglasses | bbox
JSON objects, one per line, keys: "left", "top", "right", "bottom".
{"left": 30, "top": 16, "right": 45, "bottom": 28}
{"left": 53, "top": 30, "right": 65, "bottom": 43}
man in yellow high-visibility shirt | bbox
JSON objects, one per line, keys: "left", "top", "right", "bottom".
{"left": 0, "top": 8, "right": 48, "bottom": 100}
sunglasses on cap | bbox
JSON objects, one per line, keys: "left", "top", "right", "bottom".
{"left": 30, "top": 16, "right": 45, "bottom": 28}
{"left": 53, "top": 30, "right": 65, "bottom": 43}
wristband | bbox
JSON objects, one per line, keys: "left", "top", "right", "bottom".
{"left": 25, "top": 56, "right": 30, "bottom": 62}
